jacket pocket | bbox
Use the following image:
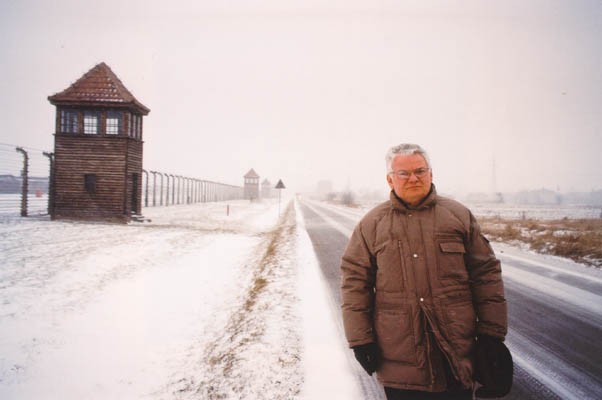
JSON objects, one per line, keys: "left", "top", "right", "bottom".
{"left": 436, "top": 241, "right": 469, "bottom": 282}
{"left": 375, "top": 240, "right": 404, "bottom": 292}
{"left": 441, "top": 299, "right": 477, "bottom": 359}
{"left": 374, "top": 307, "right": 417, "bottom": 365}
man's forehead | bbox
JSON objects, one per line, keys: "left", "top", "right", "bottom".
{"left": 392, "top": 153, "right": 428, "bottom": 166}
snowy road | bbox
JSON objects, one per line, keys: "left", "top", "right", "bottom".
{"left": 298, "top": 198, "right": 602, "bottom": 400}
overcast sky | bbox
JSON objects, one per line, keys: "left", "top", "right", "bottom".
{"left": 1, "top": 0, "right": 600, "bottom": 196}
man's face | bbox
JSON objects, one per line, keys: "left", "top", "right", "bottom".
{"left": 386, "top": 153, "right": 433, "bottom": 206}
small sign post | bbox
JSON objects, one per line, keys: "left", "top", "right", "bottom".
{"left": 275, "top": 179, "right": 286, "bottom": 216}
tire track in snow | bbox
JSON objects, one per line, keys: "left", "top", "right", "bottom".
{"left": 192, "top": 201, "right": 302, "bottom": 400}
{"left": 503, "top": 262, "right": 602, "bottom": 325}
{"left": 506, "top": 329, "right": 602, "bottom": 400}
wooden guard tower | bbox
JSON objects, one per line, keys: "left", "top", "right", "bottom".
{"left": 261, "top": 178, "right": 272, "bottom": 199}
{"left": 244, "top": 168, "right": 260, "bottom": 200}
{"left": 48, "top": 62, "right": 150, "bottom": 222}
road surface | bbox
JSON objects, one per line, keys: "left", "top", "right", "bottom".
{"left": 298, "top": 198, "right": 602, "bottom": 400}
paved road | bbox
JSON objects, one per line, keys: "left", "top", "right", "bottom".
{"left": 298, "top": 198, "right": 602, "bottom": 400}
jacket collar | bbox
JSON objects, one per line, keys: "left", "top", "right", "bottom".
{"left": 390, "top": 184, "right": 437, "bottom": 213}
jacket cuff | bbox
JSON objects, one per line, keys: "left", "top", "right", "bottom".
{"left": 348, "top": 338, "right": 375, "bottom": 348}
{"left": 476, "top": 325, "right": 506, "bottom": 341}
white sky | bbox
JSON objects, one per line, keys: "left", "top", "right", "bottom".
{"left": 1, "top": 0, "right": 601, "bottom": 195}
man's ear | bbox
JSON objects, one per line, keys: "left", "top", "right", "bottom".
{"left": 386, "top": 174, "right": 394, "bottom": 189}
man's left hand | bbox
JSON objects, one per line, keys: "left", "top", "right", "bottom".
{"left": 474, "top": 335, "right": 513, "bottom": 398}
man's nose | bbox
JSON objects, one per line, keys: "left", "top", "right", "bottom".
{"left": 408, "top": 173, "right": 419, "bottom": 182}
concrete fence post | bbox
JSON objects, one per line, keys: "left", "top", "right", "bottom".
{"left": 142, "top": 170, "right": 149, "bottom": 207}
{"left": 170, "top": 174, "right": 175, "bottom": 205}
{"left": 165, "top": 174, "right": 170, "bottom": 206}
{"left": 150, "top": 171, "right": 157, "bottom": 207}
{"left": 15, "top": 147, "right": 28, "bottom": 217}
{"left": 43, "top": 151, "right": 55, "bottom": 218}
{"left": 158, "top": 172, "right": 164, "bottom": 206}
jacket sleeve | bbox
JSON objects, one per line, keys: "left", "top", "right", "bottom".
{"left": 340, "top": 222, "right": 377, "bottom": 347}
{"left": 465, "top": 212, "right": 508, "bottom": 340}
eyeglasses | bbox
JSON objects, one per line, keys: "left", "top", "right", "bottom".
{"left": 389, "top": 167, "right": 430, "bottom": 180}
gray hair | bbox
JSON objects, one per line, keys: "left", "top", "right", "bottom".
{"left": 385, "top": 143, "right": 431, "bottom": 173}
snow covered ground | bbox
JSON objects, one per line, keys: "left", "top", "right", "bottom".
{"left": 5, "top": 196, "right": 600, "bottom": 400}
{"left": 349, "top": 198, "right": 602, "bottom": 220}
{"left": 0, "top": 198, "right": 361, "bottom": 399}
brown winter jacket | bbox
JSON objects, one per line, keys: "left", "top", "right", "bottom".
{"left": 341, "top": 186, "right": 507, "bottom": 391}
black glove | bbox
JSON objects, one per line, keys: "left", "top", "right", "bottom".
{"left": 352, "top": 342, "right": 379, "bottom": 375}
{"left": 475, "top": 335, "right": 513, "bottom": 398}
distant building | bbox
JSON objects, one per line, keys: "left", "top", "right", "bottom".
{"left": 512, "top": 189, "right": 561, "bottom": 205}
{"left": 465, "top": 192, "right": 504, "bottom": 203}
{"left": 0, "top": 175, "right": 48, "bottom": 194}
{"left": 261, "top": 178, "right": 272, "bottom": 198}
{"left": 316, "top": 180, "right": 333, "bottom": 199}
{"left": 562, "top": 190, "right": 602, "bottom": 206}
{"left": 244, "top": 168, "right": 260, "bottom": 200}
{"left": 47, "top": 62, "right": 150, "bottom": 222}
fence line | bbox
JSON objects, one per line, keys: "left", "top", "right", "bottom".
{"left": 141, "top": 170, "right": 243, "bottom": 208}
{"left": 0, "top": 143, "right": 244, "bottom": 218}
{"left": 0, "top": 143, "right": 51, "bottom": 217}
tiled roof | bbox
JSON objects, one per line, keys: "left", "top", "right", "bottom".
{"left": 48, "top": 62, "right": 150, "bottom": 114}
{"left": 244, "top": 168, "right": 260, "bottom": 178}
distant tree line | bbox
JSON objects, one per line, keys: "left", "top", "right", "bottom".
{"left": 0, "top": 175, "right": 48, "bottom": 194}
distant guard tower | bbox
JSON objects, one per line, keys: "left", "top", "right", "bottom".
{"left": 48, "top": 62, "right": 150, "bottom": 222}
{"left": 261, "top": 179, "right": 272, "bottom": 199}
{"left": 244, "top": 168, "right": 260, "bottom": 200}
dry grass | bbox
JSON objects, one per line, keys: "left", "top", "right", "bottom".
{"left": 479, "top": 217, "right": 602, "bottom": 268}
{"left": 205, "top": 202, "right": 296, "bottom": 378}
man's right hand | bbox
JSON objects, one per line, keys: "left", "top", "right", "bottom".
{"left": 352, "top": 342, "right": 379, "bottom": 375}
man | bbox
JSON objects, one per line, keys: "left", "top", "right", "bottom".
{"left": 340, "top": 144, "right": 509, "bottom": 399}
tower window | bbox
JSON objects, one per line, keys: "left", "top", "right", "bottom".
{"left": 84, "top": 174, "right": 97, "bottom": 193}
{"left": 131, "top": 114, "right": 142, "bottom": 139}
{"left": 60, "top": 110, "right": 79, "bottom": 133}
{"left": 84, "top": 112, "right": 99, "bottom": 134}
{"left": 106, "top": 111, "right": 121, "bottom": 135}
{"left": 125, "top": 112, "right": 132, "bottom": 137}
{"left": 130, "top": 114, "right": 137, "bottom": 138}
{"left": 136, "top": 115, "right": 142, "bottom": 139}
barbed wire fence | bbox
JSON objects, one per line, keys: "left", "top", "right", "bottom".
{"left": 0, "top": 143, "right": 244, "bottom": 218}
{"left": 141, "top": 170, "right": 243, "bottom": 208}
{"left": 0, "top": 143, "right": 52, "bottom": 217}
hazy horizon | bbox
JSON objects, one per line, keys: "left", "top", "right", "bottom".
{"left": 1, "top": 1, "right": 601, "bottom": 197}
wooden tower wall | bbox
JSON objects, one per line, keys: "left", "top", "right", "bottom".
{"left": 53, "top": 135, "right": 143, "bottom": 222}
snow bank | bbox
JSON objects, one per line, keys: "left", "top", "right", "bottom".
{"left": 0, "top": 197, "right": 360, "bottom": 399}
{"left": 296, "top": 201, "right": 362, "bottom": 400}
{"left": 1, "top": 200, "right": 275, "bottom": 399}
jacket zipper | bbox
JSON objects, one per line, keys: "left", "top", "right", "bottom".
{"left": 421, "top": 303, "right": 462, "bottom": 384}
{"left": 397, "top": 240, "right": 407, "bottom": 289}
